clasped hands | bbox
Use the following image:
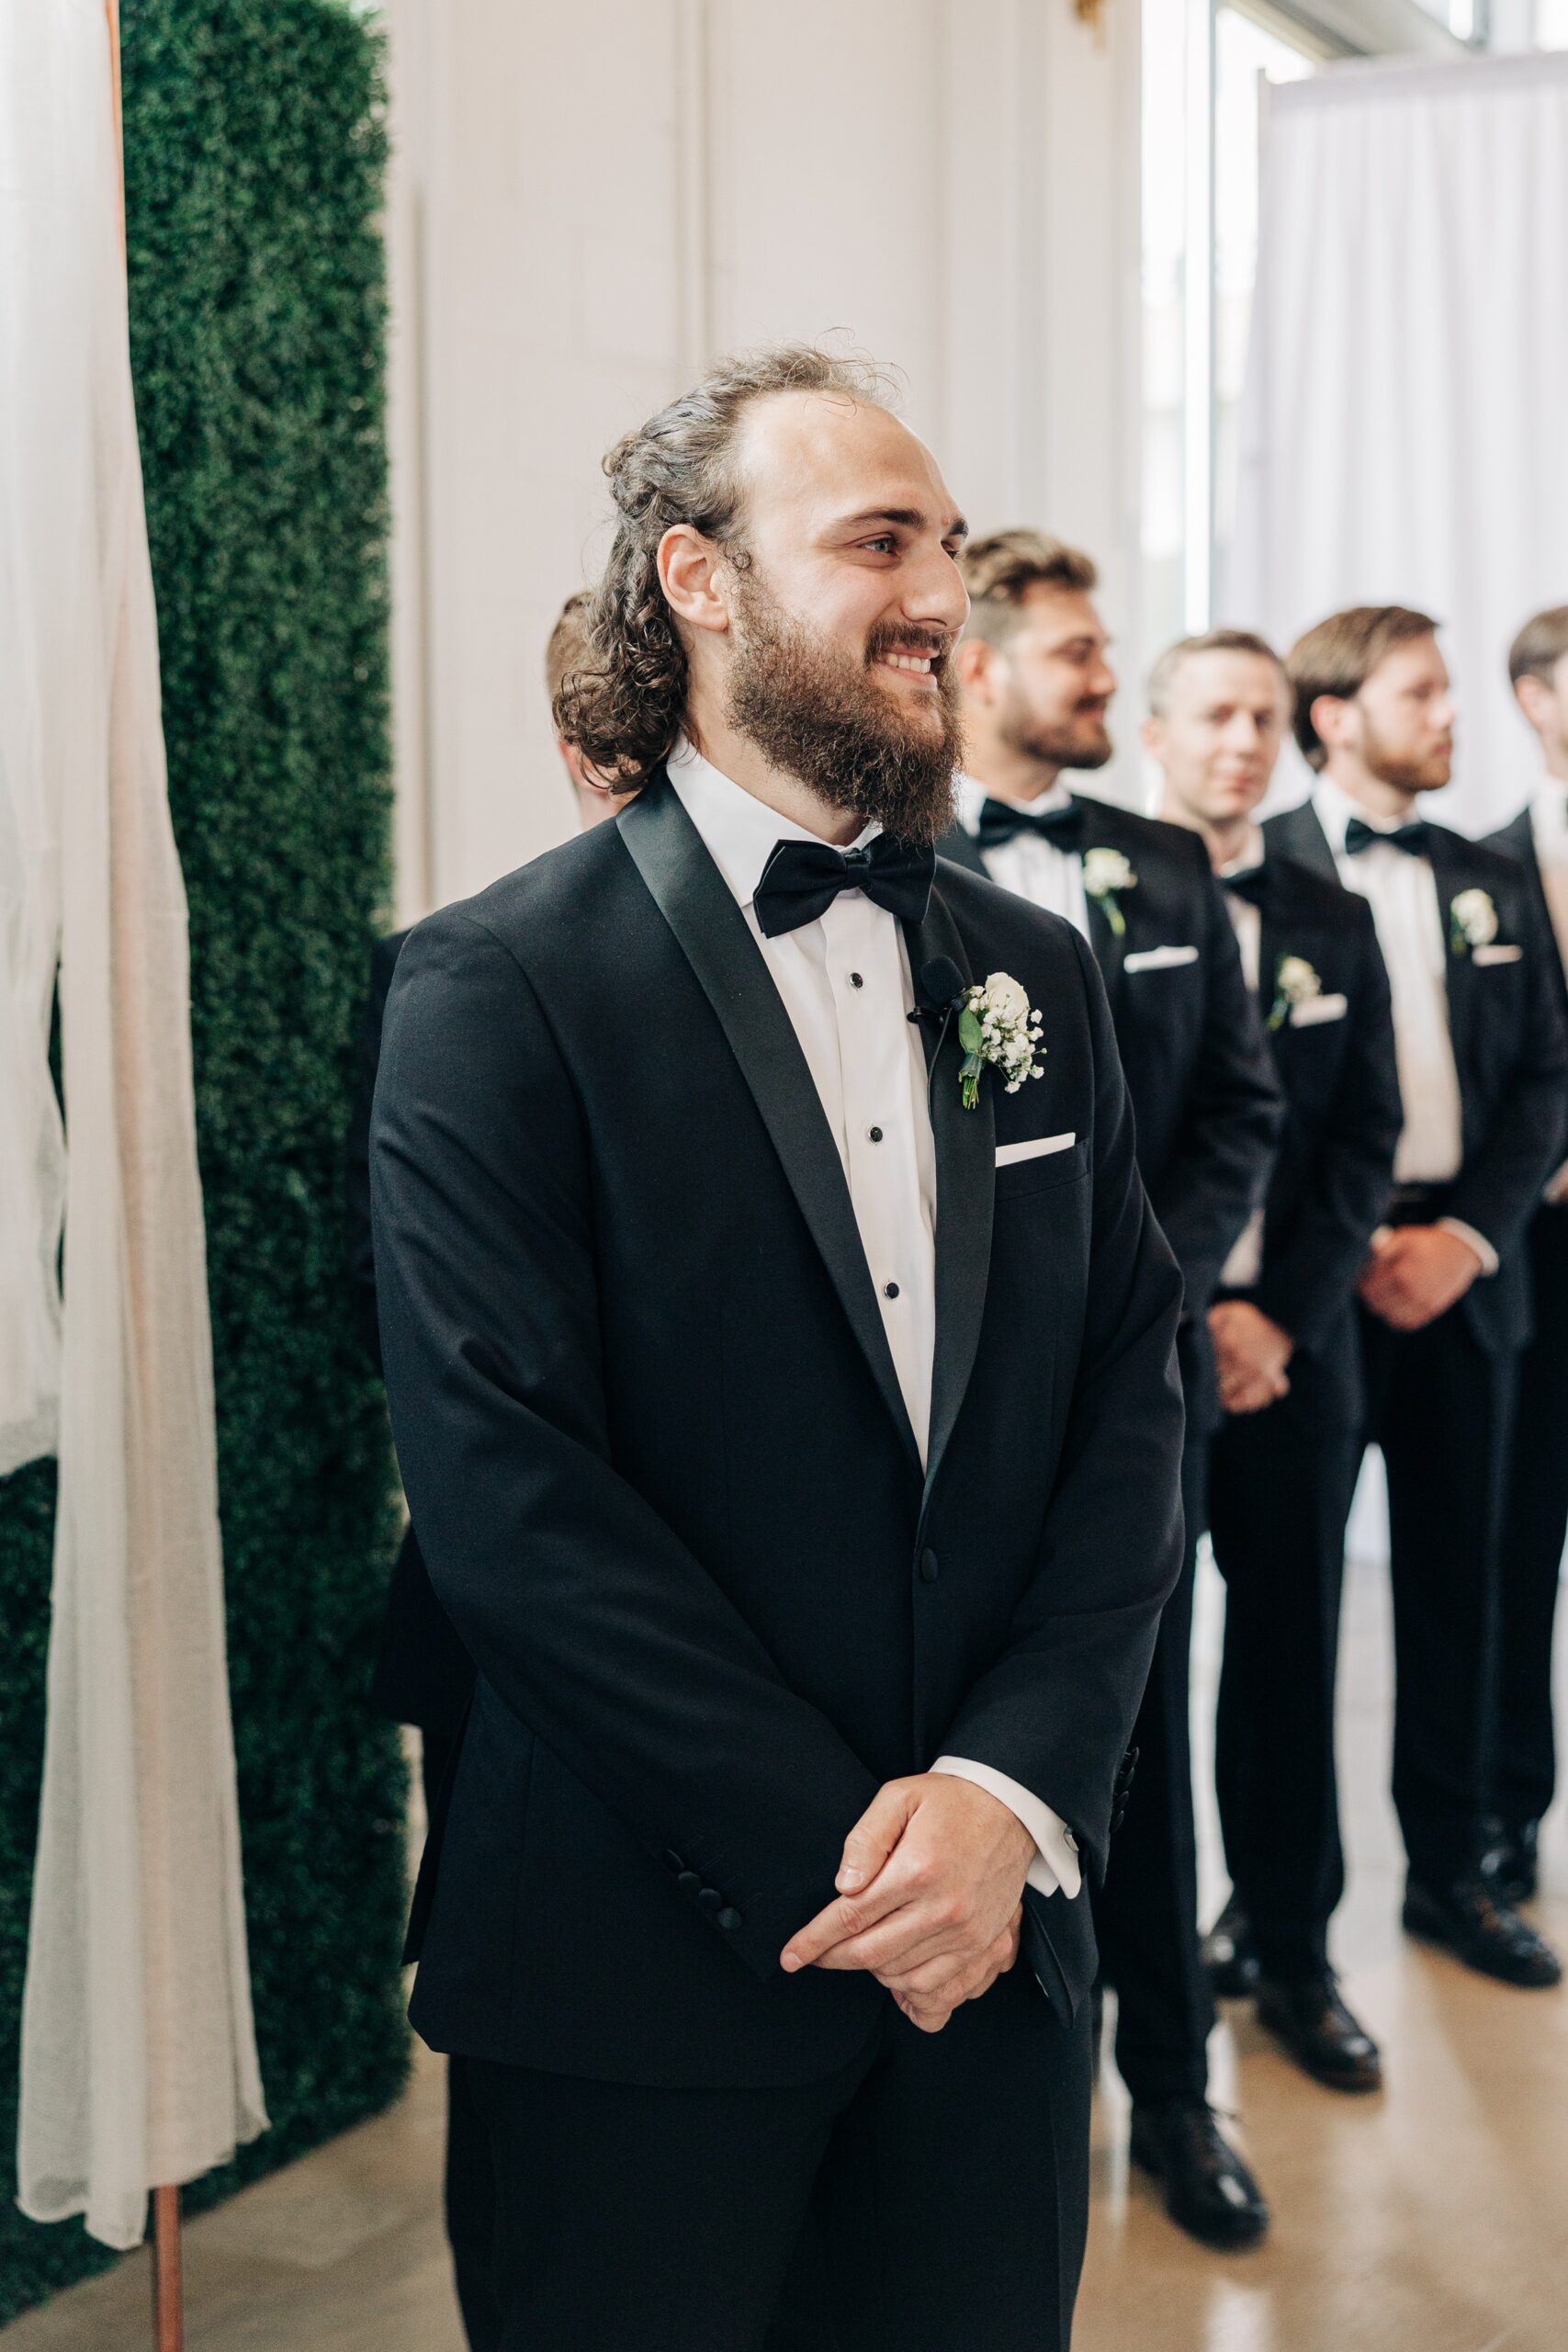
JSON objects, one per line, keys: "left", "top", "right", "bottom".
{"left": 780, "top": 1774, "right": 1035, "bottom": 2035}
{"left": 1357, "top": 1223, "right": 1482, "bottom": 1330}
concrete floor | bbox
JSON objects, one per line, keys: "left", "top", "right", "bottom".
{"left": 6, "top": 1511, "right": 1566, "bottom": 2352}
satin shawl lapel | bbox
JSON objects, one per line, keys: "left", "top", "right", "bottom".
{"left": 902, "top": 883, "right": 994, "bottom": 1504}
{"left": 1264, "top": 799, "right": 1339, "bottom": 887}
{"left": 1072, "top": 799, "right": 1129, "bottom": 1007}
{"left": 1423, "top": 829, "right": 1477, "bottom": 1072}
{"left": 936, "top": 822, "right": 989, "bottom": 879}
{"left": 618, "top": 777, "right": 921, "bottom": 1468}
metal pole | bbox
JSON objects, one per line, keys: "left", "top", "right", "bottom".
{"left": 151, "top": 2186, "right": 184, "bottom": 2352}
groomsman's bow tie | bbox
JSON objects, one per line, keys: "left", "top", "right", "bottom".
{"left": 1221, "top": 864, "right": 1269, "bottom": 909}
{"left": 753, "top": 833, "right": 935, "bottom": 939}
{"left": 975, "top": 796, "right": 1085, "bottom": 852}
{"left": 1343, "top": 815, "right": 1431, "bottom": 858}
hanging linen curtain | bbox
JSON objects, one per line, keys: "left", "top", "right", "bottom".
{"left": 1, "top": 0, "right": 266, "bottom": 2251}
{"left": 1226, "top": 51, "right": 1568, "bottom": 835}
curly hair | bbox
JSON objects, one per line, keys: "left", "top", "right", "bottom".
{"left": 554, "top": 343, "right": 900, "bottom": 785}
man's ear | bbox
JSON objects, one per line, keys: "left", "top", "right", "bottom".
{"left": 954, "top": 635, "right": 1002, "bottom": 701}
{"left": 1139, "top": 713, "right": 1164, "bottom": 761}
{"left": 1514, "top": 673, "right": 1548, "bottom": 735}
{"left": 1310, "top": 691, "right": 1351, "bottom": 755}
{"left": 659, "top": 525, "right": 732, "bottom": 637}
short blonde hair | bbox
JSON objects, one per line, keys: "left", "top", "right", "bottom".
{"left": 1287, "top": 605, "right": 1438, "bottom": 771}
{"left": 1146, "top": 628, "right": 1283, "bottom": 718}
{"left": 544, "top": 591, "right": 593, "bottom": 707}
{"left": 959, "top": 528, "right": 1099, "bottom": 650}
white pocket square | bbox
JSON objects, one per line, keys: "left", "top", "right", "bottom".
{"left": 1124, "top": 944, "right": 1200, "bottom": 973}
{"left": 1473, "top": 944, "right": 1523, "bottom": 967}
{"left": 996, "top": 1132, "right": 1077, "bottom": 1169}
{"left": 1290, "top": 992, "right": 1348, "bottom": 1027}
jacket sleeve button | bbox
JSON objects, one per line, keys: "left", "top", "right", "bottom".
{"left": 696, "top": 1886, "right": 722, "bottom": 1913}
{"left": 717, "top": 1906, "right": 743, "bottom": 1932}
{"left": 919, "top": 1549, "right": 940, "bottom": 1584}
{"left": 677, "top": 1871, "right": 701, "bottom": 1893}
{"left": 663, "top": 1850, "right": 686, "bottom": 1874}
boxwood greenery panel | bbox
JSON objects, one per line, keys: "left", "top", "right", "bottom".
{"left": 0, "top": 0, "right": 409, "bottom": 2321}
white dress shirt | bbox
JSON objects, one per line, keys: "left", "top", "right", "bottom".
{"left": 1217, "top": 830, "right": 1266, "bottom": 1291}
{"left": 668, "top": 742, "right": 1079, "bottom": 1899}
{"left": 956, "top": 773, "right": 1090, "bottom": 937}
{"left": 1528, "top": 780, "right": 1568, "bottom": 1203}
{"left": 1313, "top": 779, "right": 1497, "bottom": 1273}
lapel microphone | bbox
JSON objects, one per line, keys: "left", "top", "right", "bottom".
{"left": 912, "top": 956, "right": 965, "bottom": 1019}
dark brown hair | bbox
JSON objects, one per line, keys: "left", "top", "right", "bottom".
{"left": 958, "top": 529, "right": 1099, "bottom": 650}
{"left": 1287, "top": 605, "right": 1439, "bottom": 771}
{"left": 1146, "top": 628, "right": 1283, "bottom": 716}
{"left": 1508, "top": 605, "right": 1568, "bottom": 687}
{"left": 553, "top": 344, "right": 898, "bottom": 785}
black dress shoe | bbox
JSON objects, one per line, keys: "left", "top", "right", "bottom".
{"left": 1256, "top": 1971, "right": 1382, "bottom": 2093}
{"left": 1129, "top": 2099, "right": 1269, "bottom": 2250}
{"left": 1201, "top": 1896, "right": 1260, "bottom": 1998}
{"left": 1403, "top": 1873, "right": 1562, "bottom": 1988}
{"left": 1483, "top": 1819, "right": 1540, "bottom": 1906}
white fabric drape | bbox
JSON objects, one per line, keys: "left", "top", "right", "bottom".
{"left": 1227, "top": 52, "right": 1568, "bottom": 837}
{"left": 2, "top": 0, "right": 267, "bottom": 2250}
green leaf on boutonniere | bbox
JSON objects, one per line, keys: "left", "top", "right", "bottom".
{"left": 958, "top": 1007, "right": 985, "bottom": 1054}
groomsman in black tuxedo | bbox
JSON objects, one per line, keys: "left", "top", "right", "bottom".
{"left": 942, "top": 537, "right": 1281, "bottom": 2247}
{"left": 370, "top": 347, "right": 1186, "bottom": 2351}
{"left": 1145, "top": 630, "right": 1401, "bottom": 2091}
{"left": 1267, "top": 605, "right": 1568, "bottom": 1986}
{"left": 1483, "top": 605, "right": 1568, "bottom": 1905}
{"left": 344, "top": 592, "right": 624, "bottom": 2351}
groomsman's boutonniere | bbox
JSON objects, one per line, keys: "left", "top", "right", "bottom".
{"left": 1082, "top": 847, "right": 1136, "bottom": 936}
{"left": 1450, "top": 888, "right": 1498, "bottom": 956}
{"left": 957, "top": 972, "right": 1046, "bottom": 1111}
{"left": 1268, "top": 955, "right": 1321, "bottom": 1033}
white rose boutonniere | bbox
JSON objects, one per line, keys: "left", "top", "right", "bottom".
{"left": 1450, "top": 888, "right": 1498, "bottom": 954}
{"left": 1082, "top": 846, "right": 1136, "bottom": 936}
{"left": 956, "top": 971, "right": 1046, "bottom": 1111}
{"left": 1268, "top": 954, "right": 1321, "bottom": 1034}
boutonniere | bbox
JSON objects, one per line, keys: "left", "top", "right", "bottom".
{"left": 1450, "top": 888, "right": 1498, "bottom": 955}
{"left": 1082, "top": 846, "right": 1137, "bottom": 936}
{"left": 956, "top": 972, "right": 1046, "bottom": 1111}
{"left": 1267, "top": 954, "right": 1321, "bottom": 1033}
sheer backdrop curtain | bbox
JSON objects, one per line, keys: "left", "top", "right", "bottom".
{"left": 1, "top": 0, "right": 265, "bottom": 2250}
{"left": 1227, "top": 51, "right": 1568, "bottom": 832}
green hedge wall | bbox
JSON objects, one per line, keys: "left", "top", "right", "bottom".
{"left": 0, "top": 0, "right": 409, "bottom": 2322}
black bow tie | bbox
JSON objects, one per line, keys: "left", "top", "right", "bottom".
{"left": 752, "top": 832, "right": 935, "bottom": 940}
{"left": 975, "top": 796, "right": 1085, "bottom": 852}
{"left": 1221, "top": 863, "right": 1269, "bottom": 910}
{"left": 1344, "top": 815, "right": 1431, "bottom": 858}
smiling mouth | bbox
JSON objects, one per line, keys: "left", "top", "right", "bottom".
{"left": 879, "top": 650, "right": 942, "bottom": 681}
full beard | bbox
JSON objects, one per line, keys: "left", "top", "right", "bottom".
{"left": 725, "top": 581, "right": 962, "bottom": 847}
{"left": 999, "top": 687, "right": 1113, "bottom": 774}
{"left": 1361, "top": 712, "right": 1451, "bottom": 793}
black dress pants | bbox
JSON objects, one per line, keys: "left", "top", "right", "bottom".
{"left": 422, "top": 1730, "right": 504, "bottom": 2352}
{"left": 1359, "top": 1303, "right": 1518, "bottom": 1886}
{"left": 1093, "top": 1440, "right": 1213, "bottom": 2105}
{"left": 1495, "top": 1204, "right": 1568, "bottom": 1834}
{"left": 1209, "top": 1392, "right": 1359, "bottom": 1978}
{"left": 459, "top": 1963, "right": 1091, "bottom": 2352}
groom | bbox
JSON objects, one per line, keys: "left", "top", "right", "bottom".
{"left": 371, "top": 344, "right": 1184, "bottom": 2350}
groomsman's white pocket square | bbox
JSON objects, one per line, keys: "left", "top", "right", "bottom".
{"left": 1289, "top": 992, "right": 1348, "bottom": 1027}
{"left": 1472, "top": 944, "right": 1523, "bottom": 967}
{"left": 996, "top": 1132, "right": 1077, "bottom": 1168}
{"left": 1123, "top": 944, "right": 1199, "bottom": 973}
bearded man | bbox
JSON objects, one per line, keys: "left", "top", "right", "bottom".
{"left": 370, "top": 345, "right": 1184, "bottom": 2352}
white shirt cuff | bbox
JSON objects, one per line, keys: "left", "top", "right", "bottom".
{"left": 931, "top": 1756, "right": 1082, "bottom": 1900}
{"left": 1437, "top": 1216, "right": 1499, "bottom": 1278}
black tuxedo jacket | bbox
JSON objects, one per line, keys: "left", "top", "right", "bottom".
{"left": 1265, "top": 798, "right": 1568, "bottom": 1352}
{"left": 1485, "top": 804, "right": 1568, "bottom": 1037}
{"left": 370, "top": 774, "right": 1185, "bottom": 2088}
{"left": 344, "top": 932, "right": 478, "bottom": 1739}
{"left": 942, "top": 799, "right": 1283, "bottom": 1431}
{"left": 1224, "top": 854, "right": 1402, "bottom": 1426}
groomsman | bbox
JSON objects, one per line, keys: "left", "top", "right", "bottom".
{"left": 1483, "top": 605, "right": 1568, "bottom": 1904}
{"left": 942, "top": 537, "right": 1282, "bottom": 2246}
{"left": 371, "top": 349, "right": 1187, "bottom": 2350}
{"left": 344, "top": 591, "right": 622, "bottom": 2352}
{"left": 1268, "top": 605, "right": 1568, "bottom": 1986}
{"left": 1145, "top": 630, "right": 1401, "bottom": 2090}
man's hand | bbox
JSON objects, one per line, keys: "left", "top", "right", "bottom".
{"left": 1208, "top": 1299, "right": 1293, "bottom": 1416}
{"left": 780, "top": 1774, "right": 1036, "bottom": 2031}
{"left": 1357, "top": 1224, "right": 1481, "bottom": 1331}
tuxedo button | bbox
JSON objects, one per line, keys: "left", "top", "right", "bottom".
{"left": 717, "top": 1907, "right": 743, "bottom": 1932}
{"left": 662, "top": 1849, "right": 685, "bottom": 1875}
{"left": 677, "top": 1871, "right": 701, "bottom": 1893}
{"left": 868, "top": 1126, "right": 883, "bottom": 1143}
{"left": 696, "top": 1886, "right": 723, "bottom": 1914}
{"left": 884, "top": 1282, "right": 900, "bottom": 1299}
{"left": 919, "top": 1549, "right": 940, "bottom": 1585}
{"left": 850, "top": 972, "right": 864, "bottom": 989}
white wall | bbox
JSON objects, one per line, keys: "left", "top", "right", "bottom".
{"left": 383, "top": 0, "right": 1144, "bottom": 921}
